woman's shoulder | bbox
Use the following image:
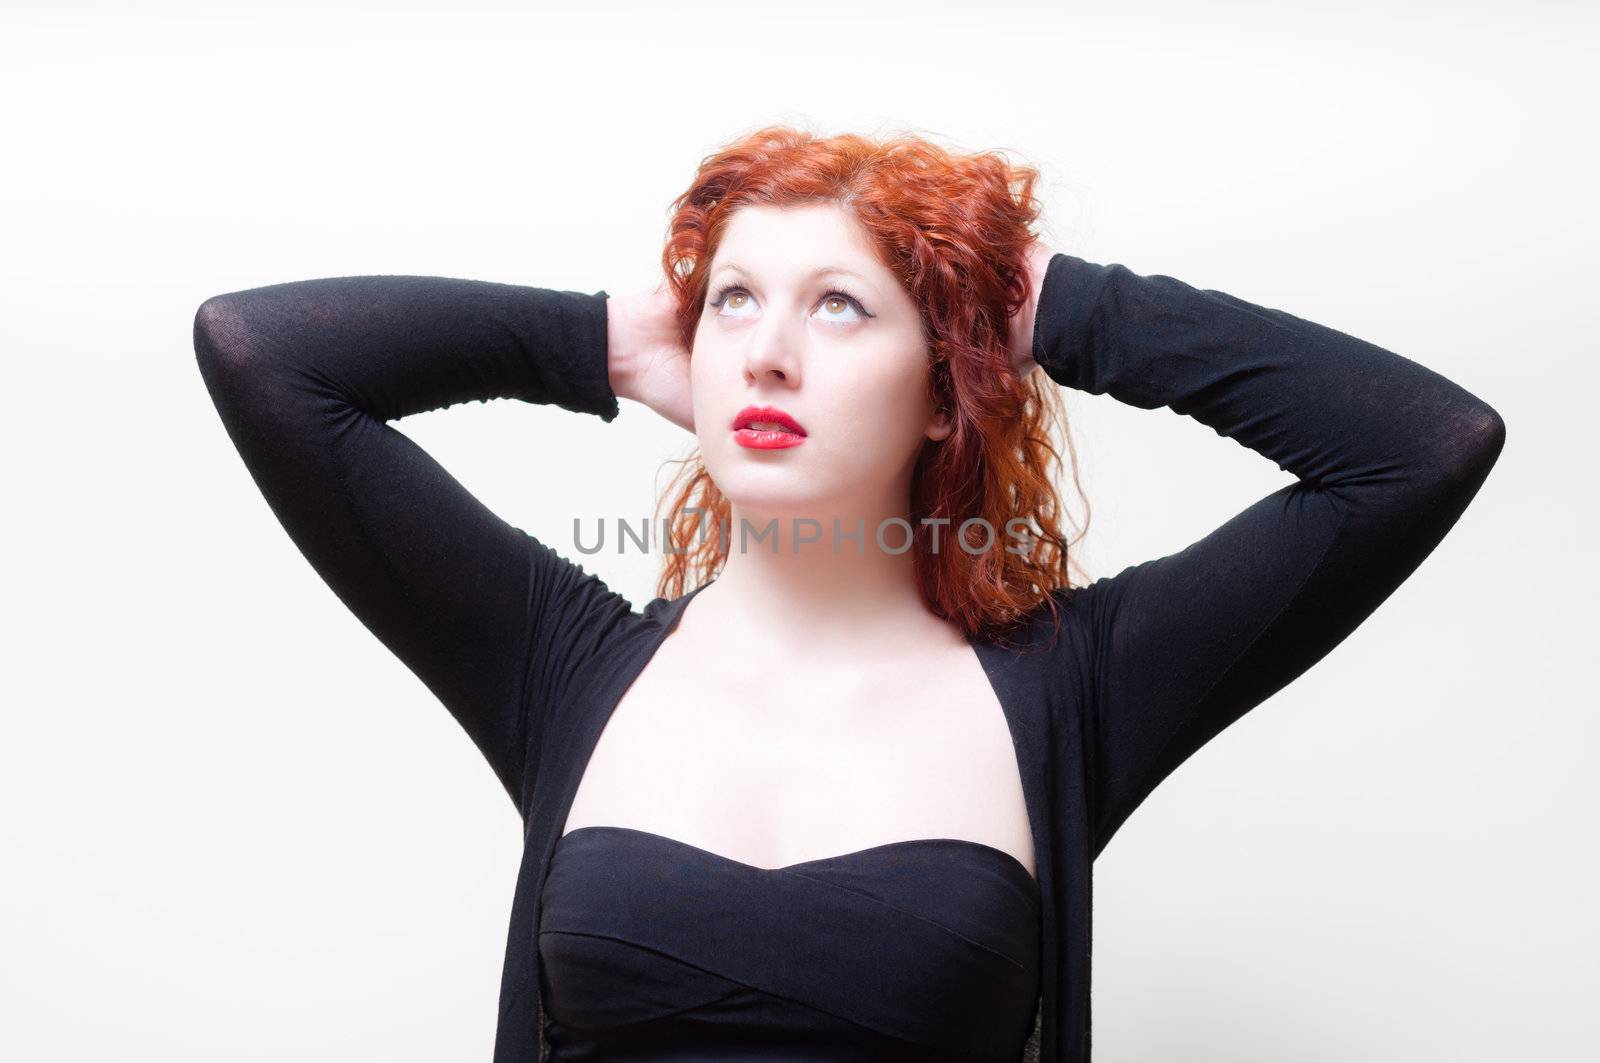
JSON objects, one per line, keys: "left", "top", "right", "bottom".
{"left": 523, "top": 539, "right": 659, "bottom": 654}
{"left": 971, "top": 581, "right": 1096, "bottom": 658}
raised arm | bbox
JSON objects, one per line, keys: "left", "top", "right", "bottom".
{"left": 1027, "top": 253, "right": 1507, "bottom": 857}
{"left": 192, "top": 275, "right": 624, "bottom": 814}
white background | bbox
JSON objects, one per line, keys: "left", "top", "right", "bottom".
{"left": 2, "top": 1, "right": 1593, "bottom": 1060}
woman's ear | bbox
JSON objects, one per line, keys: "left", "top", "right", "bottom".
{"left": 926, "top": 408, "right": 954, "bottom": 442}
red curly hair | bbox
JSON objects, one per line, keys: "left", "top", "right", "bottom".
{"left": 651, "top": 123, "right": 1091, "bottom": 642}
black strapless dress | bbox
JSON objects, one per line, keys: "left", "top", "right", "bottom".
{"left": 538, "top": 825, "right": 1042, "bottom": 1061}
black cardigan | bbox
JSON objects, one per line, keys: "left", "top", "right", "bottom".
{"left": 192, "top": 252, "right": 1505, "bottom": 1061}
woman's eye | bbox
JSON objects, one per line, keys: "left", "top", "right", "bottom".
{"left": 711, "top": 288, "right": 865, "bottom": 324}
{"left": 817, "top": 293, "right": 862, "bottom": 322}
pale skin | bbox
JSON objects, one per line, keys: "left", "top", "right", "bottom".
{"left": 567, "top": 203, "right": 1058, "bottom": 878}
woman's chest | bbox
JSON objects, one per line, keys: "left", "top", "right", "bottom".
{"left": 560, "top": 634, "right": 1036, "bottom": 878}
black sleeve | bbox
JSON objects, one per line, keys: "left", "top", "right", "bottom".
{"left": 192, "top": 275, "right": 623, "bottom": 813}
{"left": 1030, "top": 254, "right": 1508, "bottom": 857}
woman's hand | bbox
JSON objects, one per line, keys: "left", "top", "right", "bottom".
{"left": 606, "top": 283, "right": 695, "bottom": 433}
{"left": 1006, "top": 240, "right": 1059, "bottom": 380}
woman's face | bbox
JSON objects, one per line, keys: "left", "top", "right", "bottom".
{"left": 690, "top": 202, "right": 951, "bottom": 524}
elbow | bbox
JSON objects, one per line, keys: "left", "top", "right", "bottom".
{"left": 1413, "top": 399, "right": 1507, "bottom": 506}
{"left": 192, "top": 295, "right": 261, "bottom": 379}
{"left": 1480, "top": 403, "right": 1507, "bottom": 466}
{"left": 1451, "top": 401, "right": 1507, "bottom": 481}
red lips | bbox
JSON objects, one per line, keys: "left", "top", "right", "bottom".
{"left": 732, "top": 405, "right": 807, "bottom": 436}
{"left": 731, "top": 404, "right": 808, "bottom": 450}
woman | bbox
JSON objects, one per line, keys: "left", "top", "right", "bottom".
{"left": 193, "top": 126, "right": 1506, "bottom": 1062}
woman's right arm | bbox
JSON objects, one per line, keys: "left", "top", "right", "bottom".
{"left": 192, "top": 275, "right": 627, "bottom": 814}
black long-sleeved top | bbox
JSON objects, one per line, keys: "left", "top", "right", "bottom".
{"left": 193, "top": 254, "right": 1505, "bottom": 1061}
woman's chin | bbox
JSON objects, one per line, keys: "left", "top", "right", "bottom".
{"left": 716, "top": 483, "right": 838, "bottom": 523}
{"left": 722, "top": 494, "right": 817, "bottom": 521}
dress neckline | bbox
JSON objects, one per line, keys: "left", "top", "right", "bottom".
{"left": 556, "top": 823, "right": 1040, "bottom": 897}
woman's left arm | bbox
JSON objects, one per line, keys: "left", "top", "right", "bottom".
{"left": 1022, "top": 251, "right": 1506, "bottom": 857}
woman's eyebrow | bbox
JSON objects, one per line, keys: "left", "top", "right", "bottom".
{"left": 713, "top": 262, "right": 873, "bottom": 285}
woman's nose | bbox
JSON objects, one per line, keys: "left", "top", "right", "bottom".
{"left": 741, "top": 319, "right": 802, "bottom": 385}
